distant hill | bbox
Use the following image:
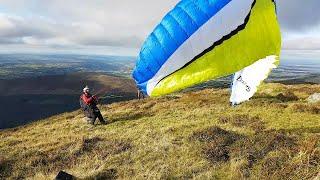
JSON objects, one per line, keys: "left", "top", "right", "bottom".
{"left": 0, "top": 83, "right": 319, "bottom": 179}
{"left": 0, "top": 54, "right": 135, "bottom": 79}
{"left": 0, "top": 72, "right": 137, "bottom": 129}
{"left": 0, "top": 72, "right": 136, "bottom": 95}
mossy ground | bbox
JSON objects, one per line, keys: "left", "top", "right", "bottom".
{"left": 0, "top": 83, "right": 319, "bottom": 179}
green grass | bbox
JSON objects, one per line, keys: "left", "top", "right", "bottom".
{"left": 0, "top": 83, "right": 319, "bottom": 179}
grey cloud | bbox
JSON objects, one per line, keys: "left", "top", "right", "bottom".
{"left": 0, "top": 15, "right": 58, "bottom": 40}
{"left": 0, "top": 0, "right": 178, "bottom": 48}
{"left": 0, "top": 0, "right": 319, "bottom": 51}
{"left": 276, "top": 0, "right": 320, "bottom": 31}
{"left": 76, "top": 36, "right": 142, "bottom": 48}
{"left": 283, "top": 37, "right": 320, "bottom": 50}
{"left": 0, "top": 37, "right": 22, "bottom": 44}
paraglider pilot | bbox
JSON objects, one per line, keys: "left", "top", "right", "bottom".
{"left": 80, "top": 86, "right": 107, "bottom": 125}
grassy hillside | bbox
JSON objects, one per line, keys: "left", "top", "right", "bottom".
{"left": 0, "top": 83, "right": 319, "bottom": 179}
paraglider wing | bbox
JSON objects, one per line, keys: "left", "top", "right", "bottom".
{"left": 133, "top": 0, "right": 281, "bottom": 97}
{"left": 230, "top": 55, "right": 279, "bottom": 105}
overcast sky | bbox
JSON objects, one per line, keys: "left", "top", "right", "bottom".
{"left": 0, "top": 0, "right": 319, "bottom": 58}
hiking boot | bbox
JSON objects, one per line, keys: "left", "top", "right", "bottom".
{"left": 101, "top": 121, "right": 108, "bottom": 125}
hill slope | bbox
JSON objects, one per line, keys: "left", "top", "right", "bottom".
{"left": 0, "top": 83, "right": 319, "bottom": 179}
{"left": 0, "top": 72, "right": 136, "bottom": 95}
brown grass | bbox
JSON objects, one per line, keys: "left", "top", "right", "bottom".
{"left": 289, "top": 103, "right": 320, "bottom": 114}
{"left": 192, "top": 126, "right": 319, "bottom": 179}
{"left": 192, "top": 127, "right": 243, "bottom": 163}
{"left": 218, "top": 114, "right": 265, "bottom": 131}
{"left": 0, "top": 135, "right": 131, "bottom": 179}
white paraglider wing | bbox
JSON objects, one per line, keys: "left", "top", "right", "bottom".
{"left": 230, "top": 55, "right": 279, "bottom": 105}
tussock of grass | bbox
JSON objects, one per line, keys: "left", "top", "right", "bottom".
{"left": 0, "top": 83, "right": 319, "bottom": 179}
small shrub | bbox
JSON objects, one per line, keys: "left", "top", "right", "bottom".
{"left": 275, "top": 92, "right": 299, "bottom": 102}
{"left": 192, "top": 127, "right": 243, "bottom": 163}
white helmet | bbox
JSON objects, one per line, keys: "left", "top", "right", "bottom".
{"left": 83, "top": 86, "right": 90, "bottom": 93}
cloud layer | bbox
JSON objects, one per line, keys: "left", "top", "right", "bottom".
{"left": 0, "top": 0, "right": 177, "bottom": 50}
{"left": 0, "top": 0, "right": 319, "bottom": 54}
